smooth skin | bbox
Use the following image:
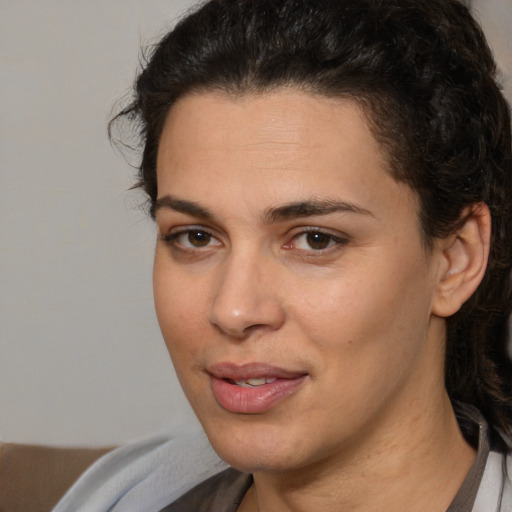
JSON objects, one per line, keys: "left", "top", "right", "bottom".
{"left": 153, "top": 90, "right": 490, "bottom": 512}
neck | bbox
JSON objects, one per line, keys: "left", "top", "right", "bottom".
{"left": 240, "top": 390, "right": 475, "bottom": 512}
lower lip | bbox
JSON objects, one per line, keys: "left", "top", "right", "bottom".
{"left": 210, "top": 375, "right": 307, "bottom": 414}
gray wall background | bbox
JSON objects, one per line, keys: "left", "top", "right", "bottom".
{"left": 1, "top": 0, "right": 511, "bottom": 447}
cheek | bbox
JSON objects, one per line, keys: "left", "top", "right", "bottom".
{"left": 153, "top": 263, "right": 214, "bottom": 413}
{"left": 153, "top": 257, "right": 210, "bottom": 361}
{"left": 291, "top": 272, "right": 433, "bottom": 439}
{"left": 296, "top": 254, "right": 433, "bottom": 378}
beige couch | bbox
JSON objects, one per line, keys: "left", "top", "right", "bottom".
{"left": 0, "top": 442, "right": 114, "bottom": 512}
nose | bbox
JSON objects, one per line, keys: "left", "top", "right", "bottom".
{"left": 209, "top": 252, "right": 286, "bottom": 339}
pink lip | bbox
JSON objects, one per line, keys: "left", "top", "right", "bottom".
{"left": 208, "top": 362, "right": 308, "bottom": 414}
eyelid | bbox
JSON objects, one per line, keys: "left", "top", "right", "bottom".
{"left": 284, "top": 227, "right": 350, "bottom": 252}
{"left": 159, "top": 225, "right": 222, "bottom": 250}
{"left": 158, "top": 224, "right": 349, "bottom": 254}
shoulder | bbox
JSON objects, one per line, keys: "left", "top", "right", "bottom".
{"left": 451, "top": 402, "right": 512, "bottom": 511}
{"left": 52, "top": 430, "right": 228, "bottom": 512}
{"left": 160, "top": 468, "right": 252, "bottom": 512}
{"left": 473, "top": 428, "right": 512, "bottom": 511}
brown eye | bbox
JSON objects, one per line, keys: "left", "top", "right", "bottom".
{"left": 305, "top": 232, "right": 332, "bottom": 250}
{"left": 162, "top": 228, "right": 221, "bottom": 250}
{"left": 286, "top": 230, "right": 348, "bottom": 253}
{"left": 187, "top": 230, "right": 212, "bottom": 247}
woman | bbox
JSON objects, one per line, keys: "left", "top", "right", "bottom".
{"left": 60, "top": 0, "right": 512, "bottom": 510}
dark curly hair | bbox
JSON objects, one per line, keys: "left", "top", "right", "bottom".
{"left": 111, "top": 0, "right": 512, "bottom": 434}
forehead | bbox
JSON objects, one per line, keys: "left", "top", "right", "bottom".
{"left": 159, "top": 89, "right": 380, "bottom": 152}
{"left": 155, "top": 89, "right": 417, "bottom": 223}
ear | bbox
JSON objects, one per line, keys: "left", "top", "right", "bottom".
{"left": 432, "top": 203, "right": 491, "bottom": 318}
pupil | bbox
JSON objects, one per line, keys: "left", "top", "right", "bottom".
{"left": 189, "top": 231, "right": 210, "bottom": 247}
{"left": 307, "top": 232, "right": 330, "bottom": 250}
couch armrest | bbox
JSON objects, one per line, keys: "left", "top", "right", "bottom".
{"left": 0, "top": 442, "right": 114, "bottom": 512}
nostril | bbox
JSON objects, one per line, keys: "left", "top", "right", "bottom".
{"left": 209, "top": 271, "right": 286, "bottom": 337}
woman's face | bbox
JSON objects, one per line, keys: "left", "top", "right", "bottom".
{"left": 153, "top": 90, "right": 447, "bottom": 472}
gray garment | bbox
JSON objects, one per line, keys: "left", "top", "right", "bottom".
{"left": 162, "top": 404, "right": 512, "bottom": 512}
{"left": 51, "top": 430, "right": 228, "bottom": 512}
{"left": 160, "top": 469, "right": 251, "bottom": 512}
{"left": 447, "top": 403, "right": 511, "bottom": 511}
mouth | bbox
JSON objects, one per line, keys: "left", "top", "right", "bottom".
{"left": 207, "top": 362, "right": 308, "bottom": 414}
{"left": 226, "top": 377, "right": 278, "bottom": 388}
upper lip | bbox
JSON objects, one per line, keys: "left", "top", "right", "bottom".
{"left": 207, "top": 362, "right": 308, "bottom": 380}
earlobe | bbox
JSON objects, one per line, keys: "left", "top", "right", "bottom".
{"left": 432, "top": 203, "right": 491, "bottom": 318}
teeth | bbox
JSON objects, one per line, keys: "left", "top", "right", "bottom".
{"left": 234, "top": 377, "right": 277, "bottom": 387}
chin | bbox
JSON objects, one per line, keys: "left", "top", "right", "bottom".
{"left": 214, "top": 446, "right": 303, "bottom": 474}
{"left": 201, "top": 418, "right": 313, "bottom": 473}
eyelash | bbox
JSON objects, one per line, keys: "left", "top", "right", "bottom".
{"left": 159, "top": 227, "right": 220, "bottom": 252}
{"left": 159, "top": 226, "right": 349, "bottom": 255}
{"left": 286, "top": 229, "right": 349, "bottom": 253}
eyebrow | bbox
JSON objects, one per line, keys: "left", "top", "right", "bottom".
{"left": 263, "top": 199, "right": 374, "bottom": 223}
{"left": 152, "top": 194, "right": 373, "bottom": 223}
{"left": 152, "top": 195, "right": 213, "bottom": 219}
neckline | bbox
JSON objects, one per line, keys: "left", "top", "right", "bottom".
{"left": 446, "top": 402, "right": 491, "bottom": 511}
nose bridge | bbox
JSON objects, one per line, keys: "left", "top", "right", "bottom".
{"left": 209, "top": 245, "right": 285, "bottom": 338}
